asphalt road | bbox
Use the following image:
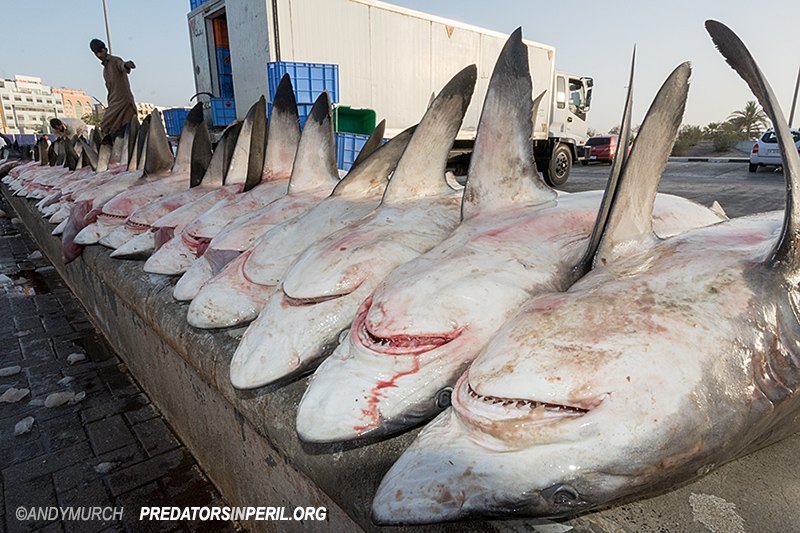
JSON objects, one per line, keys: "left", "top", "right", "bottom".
{"left": 558, "top": 160, "right": 787, "bottom": 218}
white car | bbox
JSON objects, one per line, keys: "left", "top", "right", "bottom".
{"left": 749, "top": 129, "right": 800, "bottom": 172}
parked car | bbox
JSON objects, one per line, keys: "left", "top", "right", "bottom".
{"left": 582, "top": 135, "right": 619, "bottom": 165}
{"left": 749, "top": 129, "right": 800, "bottom": 172}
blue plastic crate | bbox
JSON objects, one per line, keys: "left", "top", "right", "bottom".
{"left": 216, "top": 47, "right": 231, "bottom": 76}
{"left": 163, "top": 108, "right": 191, "bottom": 136}
{"left": 210, "top": 98, "right": 236, "bottom": 127}
{"left": 219, "top": 74, "right": 234, "bottom": 98}
{"left": 335, "top": 132, "right": 371, "bottom": 171}
{"left": 189, "top": 0, "right": 211, "bottom": 10}
{"left": 267, "top": 62, "right": 339, "bottom": 104}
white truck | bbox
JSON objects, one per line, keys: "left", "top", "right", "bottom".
{"left": 187, "top": 0, "right": 593, "bottom": 185}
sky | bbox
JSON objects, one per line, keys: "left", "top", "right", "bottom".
{"left": 2, "top": 0, "right": 799, "bottom": 134}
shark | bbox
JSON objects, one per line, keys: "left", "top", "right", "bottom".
{"left": 371, "top": 21, "right": 800, "bottom": 524}
{"left": 228, "top": 64, "right": 477, "bottom": 388}
{"left": 75, "top": 103, "right": 213, "bottom": 248}
{"left": 295, "top": 30, "right": 727, "bottom": 443}
{"left": 109, "top": 121, "right": 245, "bottom": 259}
{"left": 172, "top": 119, "right": 387, "bottom": 303}
{"left": 183, "top": 122, "right": 413, "bottom": 326}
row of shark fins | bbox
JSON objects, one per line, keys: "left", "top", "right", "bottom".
{"left": 2, "top": 21, "right": 799, "bottom": 524}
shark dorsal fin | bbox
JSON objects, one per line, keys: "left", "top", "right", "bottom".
{"left": 171, "top": 103, "right": 204, "bottom": 176}
{"left": 461, "top": 28, "right": 556, "bottom": 221}
{"left": 572, "top": 48, "right": 636, "bottom": 280}
{"left": 37, "top": 137, "right": 49, "bottom": 166}
{"left": 124, "top": 116, "right": 140, "bottom": 168}
{"left": 64, "top": 136, "right": 80, "bottom": 171}
{"left": 263, "top": 75, "right": 300, "bottom": 183}
{"left": 190, "top": 121, "right": 213, "bottom": 187}
{"left": 222, "top": 122, "right": 242, "bottom": 184}
{"left": 243, "top": 96, "right": 268, "bottom": 192}
{"left": 349, "top": 120, "right": 387, "bottom": 171}
{"left": 706, "top": 20, "right": 800, "bottom": 274}
{"left": 96, "top": 135, "right": 112, "bottom": 172}
{"left": 144, "top": 109, "right": 175, "bottom": 176}
{"left": 79, "top": 137, "right": 99, "bottom": 171}
{"left": 201, "top": 123, "right": 239, "bottom": 188}
{"left": 382, "top": 65, "right": 477, "bottom": 203}
{"left": 51, "top": 139, "right": 62, "bottom": 166}
{"left": 332, "top": 124, "right": 415, "bottom": 197}
{"left": 91, "top": 127, "right": 102, "bottom": 152}
{"left": 593, "top": 61, "right": 691, "bottom": 268}
{"left": 224, "top": 97, "right": 265, "bottom": 186}
{"left": 287, "top": 91, "right": 340, "bottom": 194}
{"left": 131, "top": 115, "right": 151, "bottom": 171}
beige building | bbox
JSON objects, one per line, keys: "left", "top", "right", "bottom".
{"left": 0, "top": 75, "right": 65, "bottom": 134}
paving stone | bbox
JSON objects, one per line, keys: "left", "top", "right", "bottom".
{"left": 85, "top": 415, "right": 135, "bottom": 456}
{"left": 4, "top": 475, "right": 58, "bottom": 533}
{"left": 105, "top": 448, "right": 186, "bottom": 497}
{"left": 131, "top": 418, "right": 180, "bottom": 458}
{"left": 115, "top": 482, "right": 182, "bottom": 533}
{"left": 57, "top": 480, "right": 117, "bottom": 533}
{"left": 2, "top": 441, "right": 93, "bottom": 485}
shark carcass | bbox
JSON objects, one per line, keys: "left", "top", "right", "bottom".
{"left": 372, "top": 21, "right": 800, "bottom": 524}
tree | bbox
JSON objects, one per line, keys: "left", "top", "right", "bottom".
{"left": 81, "top": 112, "right": 103, "bottom": 127}
{"left": 587, "top": 127, "right": 599, "bottom": 137}
{"left": 728, "top": 101, "right": 769, "bottom": 140}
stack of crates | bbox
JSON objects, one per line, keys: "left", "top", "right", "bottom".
{"left": 163, "top": 108, "right": 191, "bottom": 136}
{"left": 266, "top": 62, "right": 338, "bottom": 128}
{"left": 211, "top": 18, "right": 235, "bottom": 126}
{"left": 333, "top": 106, "right": 378, "bottom": 171}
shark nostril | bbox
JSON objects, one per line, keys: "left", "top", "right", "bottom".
{"left": 435, "top": 387, "right": 452, "bottom": 409}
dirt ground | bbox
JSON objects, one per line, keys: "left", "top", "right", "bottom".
{"left": 677, "top": 140, "right": 750, "bottom": 158}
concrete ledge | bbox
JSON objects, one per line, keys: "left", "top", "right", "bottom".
{"left": 6, "top": 184, "right": 800, "bottom": 532}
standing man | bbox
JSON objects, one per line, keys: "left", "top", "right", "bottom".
{"left": 90, "top": 38, "right": 137, "bottom": 137}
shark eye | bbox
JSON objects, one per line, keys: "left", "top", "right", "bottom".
{"left": 435, "top": 387, "right": 453, "bottom": 409}
{"left": 553, "top": 488, "right": 578, "bottom": 504}
{"left": 542, "top": 484, "right": 580, "bottom": 505}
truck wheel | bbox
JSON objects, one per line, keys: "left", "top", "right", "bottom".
{"left": 544, "top": 144, "right": 572, "bottom": 187}
{"left": 748, "top": 163, "right": 758, "bottom": 173}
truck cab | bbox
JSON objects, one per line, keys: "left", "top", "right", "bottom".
{"left": 536, "top": 72, "right": 593, "bottom": 186}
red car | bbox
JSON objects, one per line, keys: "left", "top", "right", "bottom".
{"left": 582, "top": 135, "right": 619, "bottom": 165}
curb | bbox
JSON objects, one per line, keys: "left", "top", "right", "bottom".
{"left": 668, "top": 157, "right": 749, "bottom": 163}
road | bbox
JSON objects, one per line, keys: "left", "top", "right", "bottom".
{"left": 558, "top": 160, "right": 786, "bottom": 218}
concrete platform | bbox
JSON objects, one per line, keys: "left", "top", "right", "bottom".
{"left": 5, "top": 183, "right": 800, "bottom": 533}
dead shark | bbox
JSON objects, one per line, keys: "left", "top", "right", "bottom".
{"left": 371, "top": 21, "right": 800, "bottom": 524}
{"left": 183, "top": 122, "right": 412, "bottom": 326}
{"left": 295, "top": 31, "right": 726, "bottom": 443}
{"left": 228, "top": 64, "right": 477, "bottom": 388}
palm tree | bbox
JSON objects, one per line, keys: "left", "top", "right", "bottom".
{"left": 728, "top": 101, "right": 769, "bottom": 140}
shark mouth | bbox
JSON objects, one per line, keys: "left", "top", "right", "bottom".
{"left": 355, "top": 299, "right": 462, "bottom": 355}
{"left": 97, "top": 212, "right": 126, "bottom": 221}
{"left": 181, "top": 232, "right": 200, "bottom": 251}
{"left": 124, "top": 220, "right": 150, "bottom": 232}
{"left": 455, "top": 374, "right": 606, "bottom": 427}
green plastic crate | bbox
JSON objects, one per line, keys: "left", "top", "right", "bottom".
{"left": 334, "top": 106, "right": 376, "bottom": 135}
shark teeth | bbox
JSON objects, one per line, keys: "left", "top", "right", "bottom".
{"left": 97, "top": 212, "right": 126, "bottom": 221}
{"left": 358, "top": 320, "right": 460, "bottom": 355}
{"left": 458, "top": 381, "right": 602, "bottom": 422}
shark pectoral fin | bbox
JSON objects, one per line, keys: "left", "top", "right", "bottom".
{"left": 462, "top": 28, "right": 556, "bottom": 221}
{"left": 706, "top": 20, "right": 800, "bottom": 274}
{"left": 381, "top": 65, "right": 477, "bottom": 204}
{"left": 287, "top": 91, "right": 340, "bottom": 195}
